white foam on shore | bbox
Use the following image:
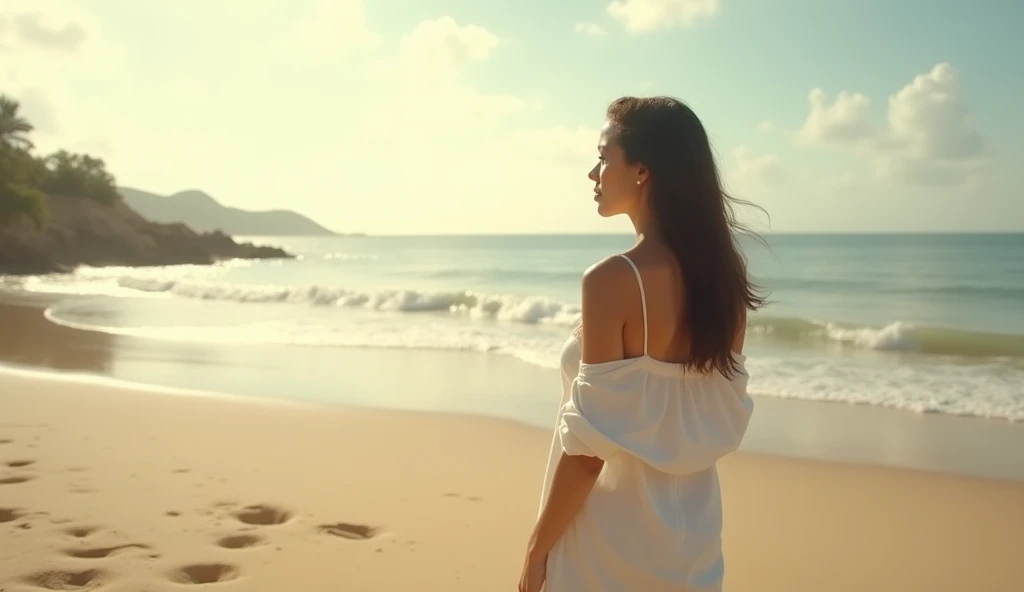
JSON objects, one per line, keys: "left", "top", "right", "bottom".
{"left": 39, "top": 305, "right": 1024, "bottom": 423}
{"left": 744, "top": 356, "right": 1024, "bottom": 422}
{"left": 821, "top": 321, "right": 918, "bottom": 350}
{"left": 17, "top": 270, "right": 1024, "bottom": 357}
{"left": 7, "top": 266, "right": 1024, "bottom": 424}
{"left": 18, "top": 272, "right": 584, "bottom": 327}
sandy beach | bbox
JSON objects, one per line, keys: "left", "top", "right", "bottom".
{"left": 2, "top": 300, "right": 1024, "bottom": 590}
{"left": 0, "top": 369, "right": 1022, "bottom": 589}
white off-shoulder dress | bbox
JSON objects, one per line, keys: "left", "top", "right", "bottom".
{"left": 538, "top": 254, "right": 753, "bottom": 592}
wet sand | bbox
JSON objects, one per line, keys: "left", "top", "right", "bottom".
{"left": 1, "top": 299, "right": 1022, "bottom": 481}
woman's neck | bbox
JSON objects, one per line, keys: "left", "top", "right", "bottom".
{"left": 628, "top": 204, "right": 662, "bottom": 247}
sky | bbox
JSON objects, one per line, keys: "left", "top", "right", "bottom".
{"left": 1, "top": 0, "right": 1021, "bottom": 235}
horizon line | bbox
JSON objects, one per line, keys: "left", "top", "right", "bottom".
{"left": 242, "top": 230, "right": 1024, "bottom": 237}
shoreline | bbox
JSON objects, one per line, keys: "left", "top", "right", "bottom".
{"left": 3, "top": 352, "right": 1024, "bottom": 590}
{"left": 2, "top": 296, "right": 1024, "bottom": 482}
{"left": 4, "top": 357, "right": 1024, "bottom": 486}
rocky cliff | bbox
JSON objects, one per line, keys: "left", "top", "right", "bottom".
{"left": 0, "top": 194, "right": 292, "bottom": 275}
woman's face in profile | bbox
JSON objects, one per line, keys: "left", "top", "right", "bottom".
{"left": 588, "top": 121, "right": 642, "bottom": 218}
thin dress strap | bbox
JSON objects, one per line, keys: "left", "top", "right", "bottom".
{"left": 617, "top": 254, "right": 648, "bottom": 356}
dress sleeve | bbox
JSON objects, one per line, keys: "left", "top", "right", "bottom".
{"left": 557, "top": 360, "right": 753, "bottom": 475}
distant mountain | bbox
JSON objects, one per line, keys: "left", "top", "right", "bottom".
{"left": 0, "top": 193, "right": 291, "bottom": 275}
{"left": 118, "top": 187, "right": 339, "bottom": 236}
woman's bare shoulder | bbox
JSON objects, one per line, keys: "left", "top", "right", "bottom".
{"left": 578, "top": 255, "right": 637, "bottom": 364}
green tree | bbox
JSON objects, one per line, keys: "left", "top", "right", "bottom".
{"left": 0, "top": 94, "right": 48, "bottom": 229}
{"left": 0, "top": 92, "right": 123, "bottom": 231}
{"left": 0, "top": 94, "right": 34, "bottom": 152}
{"left": 43, "top": 150, "right": 120, "bottom": 204}
{"left": 2, "top": 146, "right": 48, "bottom": 186}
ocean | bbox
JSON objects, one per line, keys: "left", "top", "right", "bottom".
{"left": 4, "top": 233, "right": 1023, "bottom": 422}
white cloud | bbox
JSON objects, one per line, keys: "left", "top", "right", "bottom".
{"left": 397, "top": 16, "right": 500, "bottom": 82}
{"left": 887, "top": 64, "right": 984, "bottom": 161}
{"left": 368, "top": 18, "right": 536, "bottom": 154}
{"left": 731, "top": 145, "right": 783, "bottom": 185}
{"left": 608, "top": 0, "right": 719, "bottom": 32}
{"left": 796, "top": 88, "right": 874, "bottom": 146}
{"left": 6, "top": 12, "right": 85, "bottom": 51}
{"left": 367, "top": 16, "right": 535, "bottom": 130}
{"left": 756, "top": 121, "right": 774, "bottom": 133}
{"left": 574, "top": 22, "right": 608, "bottom": 37}
{"left": 0, "top": 1, "right": 117, "bottom": 78}
{"left": 879, "top": 63, "right": 985, "bottom": 185}
{"left": 795, "top": 63, "right": 986, "bottom": 187}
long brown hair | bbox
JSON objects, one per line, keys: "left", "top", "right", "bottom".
{"left": 607, "top": 96, "right": 768, "bottom": 378}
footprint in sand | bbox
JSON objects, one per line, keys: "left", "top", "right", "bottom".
{"left": 6, "top": 459, "right": 35, "bottom": 468}
{"left": 216, "top": 534, "right": 264, "bottom": 549}
{"left": 21, "top": 568, "right": 106, "bottom": 590}
{"left": 444, "top": 492, "right": 483, "bottom": 502}
{"left": 63, "top": 544, "right": 150, "bottom": 559}
{"left": 168, "top": 563, "right": 241, "bottom": 585}
{"left": 317, "top": 522, "right": 378, "bottom": 540}
{"left": 63, "top": 525, "right": 99, "bottom": 539}
{"left": 233, "top": 505, "right": 291, "bottom": 526}
{"left": 1, "top": 507, "right": 24, "bottom": 523}
{"left": 0, "top": 438, "right": 12, "bottom": 445}
{"left": 0, "top": 475, "right": 34, "bottom": 485}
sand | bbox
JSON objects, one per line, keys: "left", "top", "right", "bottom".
{"left": 2, "top": 369, "right": 1023, "bottom": 591}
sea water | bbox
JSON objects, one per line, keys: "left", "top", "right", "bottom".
{"left": 6, "top": 233, "right": 1023, "bottom": 421}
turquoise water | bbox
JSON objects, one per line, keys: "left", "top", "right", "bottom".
{"left": 6, "top": 233, "right": 1024, "bottom": 421}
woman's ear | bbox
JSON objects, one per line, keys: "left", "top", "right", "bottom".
{"left": 636, "top": 164, "right": 649, "bottom": 186}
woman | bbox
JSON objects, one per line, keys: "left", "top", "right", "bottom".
{"left": 519, "top": 96, "right": 766, "bottom": 592}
